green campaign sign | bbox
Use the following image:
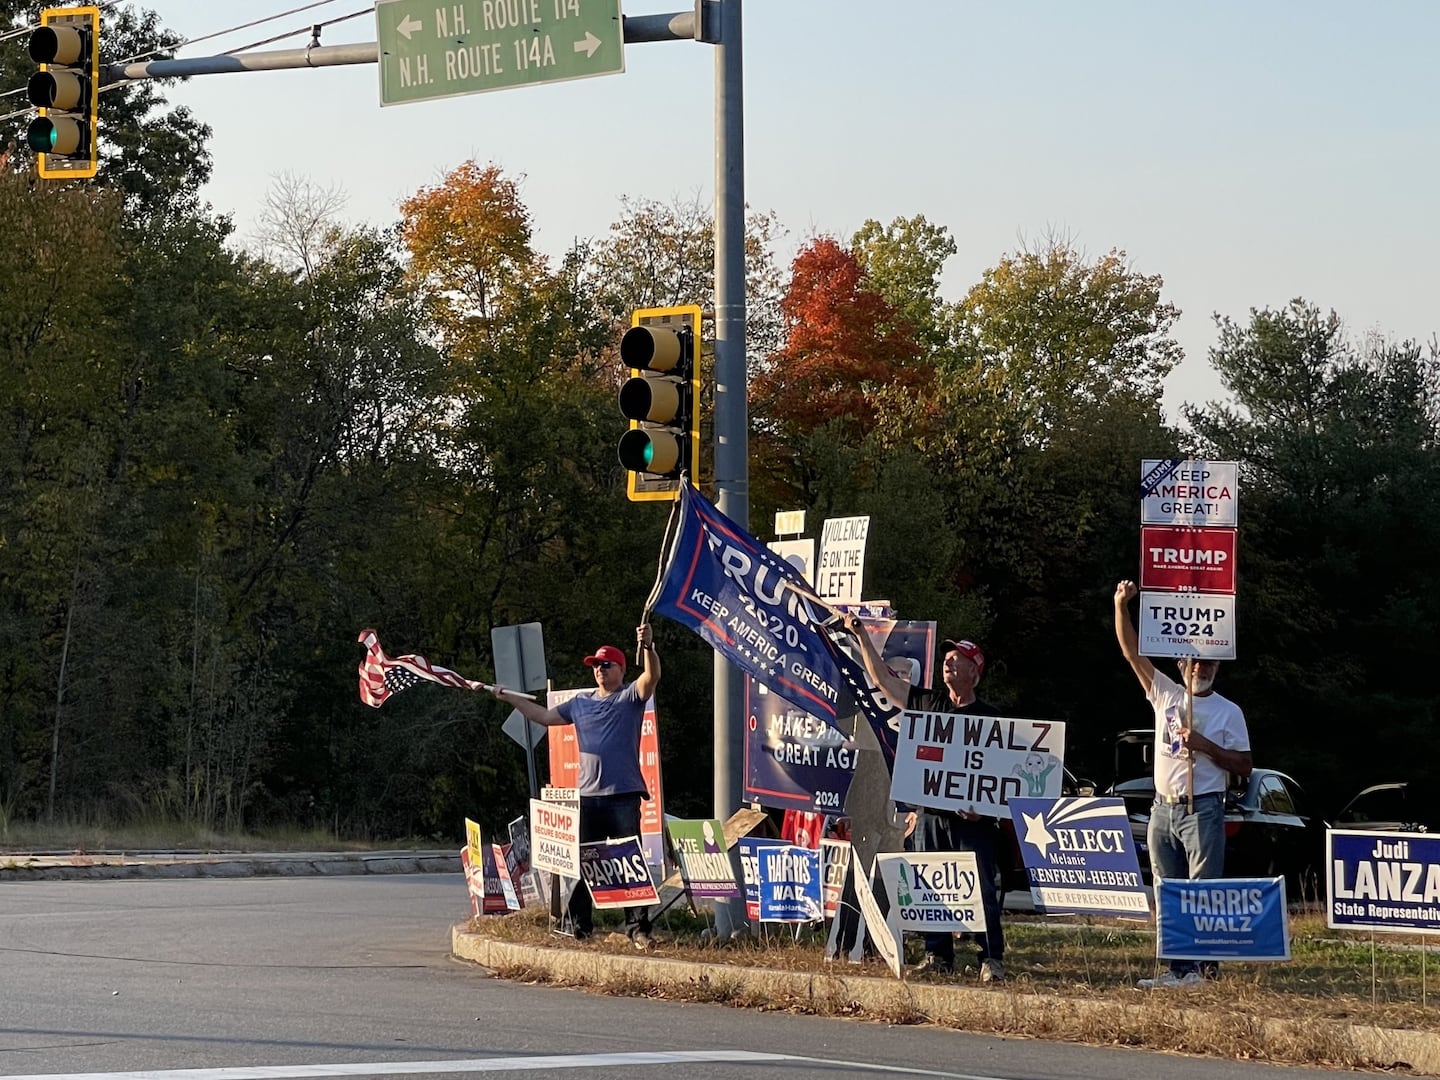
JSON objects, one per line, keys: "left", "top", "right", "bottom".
{"left": 377, "top": 0, "right": 625, "bottom": 106}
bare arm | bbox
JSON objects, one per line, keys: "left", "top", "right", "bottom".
{"left": 1113, "top": 580, "right": 1155, "bottom": 693}
{"left": 839, "top": 612, "right": 911, "bottom": 705}
{"left": 1183, "top": 730, "right": 1254, "bottom": 778}
{"left": 490, "top": 686, "right": 565, "bottom": 726}
{"left": 632, "top": 622, "right": 660, "bottom": 703}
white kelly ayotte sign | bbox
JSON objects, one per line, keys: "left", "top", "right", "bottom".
{"left": 814, "top": 515, "right": 870, "bottom": 605}
{"left": 1140, "top": 459, "right": 1238, "bottom": 528}
{"left": 891, "top": 711, "right": 1067, "bottom": 820}
{"left": 1137, "top": 590, "right": 1237, "bottom": 660}
{"left": 529, "top": 797, "right": 580, "bottom": 877}
{"left": 876, "top": 851, "right": 987, "bottom": 936}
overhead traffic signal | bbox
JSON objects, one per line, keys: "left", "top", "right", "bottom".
{"left": 617, "top": 304, "right": 702, "bottom": 503}
{"left": 26, "top": 5, "right": 101, "bottom": 180}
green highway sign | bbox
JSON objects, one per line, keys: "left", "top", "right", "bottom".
{"left": 377, "top": 0, "right": 624, "bottom": 106}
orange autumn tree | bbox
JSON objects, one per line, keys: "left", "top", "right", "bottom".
{"left": 752, "top": 236, "right": 926, "bottom": 439}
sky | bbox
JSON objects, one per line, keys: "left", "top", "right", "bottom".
{"left": 129, "top": 0, "right": 1440, "bottom": 420}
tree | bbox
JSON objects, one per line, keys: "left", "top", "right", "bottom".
{"left": 0, "top": 1, "right": 214, "bottom": 218}
{"left": 852, "top": 214, "right": 958, "bottom": 357}
{"left": 1185, "top": 301, "right": 1440, "bottom": 801}
{"left": 955, "top": 240, "right": 1181, "bottom": 440}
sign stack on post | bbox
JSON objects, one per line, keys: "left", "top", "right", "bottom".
{"left": 1137, "top": 459, "right": 1239, "bottom": 659}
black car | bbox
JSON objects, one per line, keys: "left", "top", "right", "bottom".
{"left": 1107, "top": 768, "right": 1326, "bottom": 896}
{"left": 1333, "top": 781, "right": 1438, "bottom": 834}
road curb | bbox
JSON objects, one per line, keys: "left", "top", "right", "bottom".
{"left": 0, "top": 852, "right": 461, "bottom": 882}
{"left": 451, "top": 929, "right": 1440, "bottom": 1076}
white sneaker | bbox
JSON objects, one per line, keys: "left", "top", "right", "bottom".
{"left": 979, "top": 959, "right": 1005, "bottom": 984}
{"left": 1137, "top": 970, "right": 1204, "bottom": 989}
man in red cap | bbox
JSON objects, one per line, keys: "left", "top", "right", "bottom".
{"left": 843, "top": 617, "right": 1006, "bottom": 983}
{"left": 493, "top": 623, "right": 660, "bottom": 947}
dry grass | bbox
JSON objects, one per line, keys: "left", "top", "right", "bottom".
{"left": 465, "top": 904, "right": 1440, "bottom": 1070}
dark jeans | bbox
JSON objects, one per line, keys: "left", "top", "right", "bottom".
{"left": 915, "top": 811, "right": 1004, "bottom": 965}
{"left": 571, "top": 792, "right": 651, "bottom": 939}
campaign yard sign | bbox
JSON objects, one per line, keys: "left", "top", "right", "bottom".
{"left": 821, "top": 839, "right": 851, "bottom": 920}
{"left": 742, "top": 617, "right": 936, "bottom": 814}
{"left": 1327, "top": 830, "right": 1440, "bottom": 934}
{"left": 756, "top": 844, "right": 823, "bottom": 922}
{"left": 852, "top": 857, "right": 901, "bottom": 978}
{"left": 814, "top": 515, "right": 870, "bottom": 605}
{"left": 1140, "top": 459, "right": 1238, "bottom": 528}
{"left": 1136, "top": 590, "right": 1237, "bottom": 661}
{"left": 1139, "top": 526, "right": 1236, "bottom": 595}
{"left": 1008, "top": 797, "right": 1150, "bottom": 918}
{"left": 530, "top": 797, "right": 580, "bottom": 878}
{"left": 892, "top": 712, "right": 1066, "bottom": 820}
{"left": 737, "top": 835, "right": 788, "bottom": 921}
{"left": 666, "top": 818, "right": 740, "bottom": 899}
{"left": 1156, "top": 877, "right": 1290, "bottom": 962}
{"left": 875, "top": 851, "right": 986, "bottom": 936}
{"left": 578, "top": 835, "right": 658, "bottom": 910}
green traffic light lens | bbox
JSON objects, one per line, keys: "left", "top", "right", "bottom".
{"left": 26, "top": 119, "right": 56, "bottom": 153}
{"left": 642, "top": 443, "right": 655, "bottom": 467}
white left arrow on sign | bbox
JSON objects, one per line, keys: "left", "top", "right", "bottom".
{"left": 396, "top": 13, "right": 423, "bottom": 40}
{"left": 573, "top": 31, "right": 601, "bottom": 58}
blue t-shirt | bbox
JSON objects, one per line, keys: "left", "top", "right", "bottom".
{"left": 555, "top": 682, "right": 648, "bottom": 797}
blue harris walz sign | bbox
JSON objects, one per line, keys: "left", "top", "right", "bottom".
{"left": 1156, "top": 877, "right": 1290, "bottom": 961}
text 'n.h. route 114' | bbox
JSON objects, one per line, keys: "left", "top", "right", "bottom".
{"left": 377, "top": 0, "right": 624, "bottom": 106}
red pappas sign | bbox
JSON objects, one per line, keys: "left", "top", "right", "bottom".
{"left": 1140, "top": 526, "right": 1236, "bottom": 594}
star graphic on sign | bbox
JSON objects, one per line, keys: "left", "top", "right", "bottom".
{"left": 1022, "top": 811, "right": 1055, "bottom": 858}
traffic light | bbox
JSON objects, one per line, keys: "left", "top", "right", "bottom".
{"left": 26, "top": 5, "right": 101, "bottom": 180}
{"left": 617, "top": 304, "right": 702, "bottom": 502}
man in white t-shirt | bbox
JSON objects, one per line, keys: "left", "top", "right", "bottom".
{"left": 1114, "top": 580, "right": 1252, "bottom": 988}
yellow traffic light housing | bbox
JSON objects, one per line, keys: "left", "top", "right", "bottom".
{"left": 27, "top": 6, "right": 101, "bottom": 180}
{"left": 618, "top": 305, "right": 702, "bottom": 503}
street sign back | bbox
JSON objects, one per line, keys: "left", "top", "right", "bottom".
{"left": 377, "top": 0, "right": 624, "bottom": 106}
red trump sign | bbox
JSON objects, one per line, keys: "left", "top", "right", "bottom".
{"left": 1140, "top": 526, "right": 1236, "bottom": 594}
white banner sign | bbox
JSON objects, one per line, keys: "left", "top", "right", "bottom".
{"left": 891, "top": 712, "right": 1067, "bottom": 819}
{"left": 852, "top": 857, "right": 901, "bottom": 979}
{"left": 1140, "top": 459, "right": 1238, "bottom": 527}
{"left": 1138, "top": 590, "right": 1237, "bottom": 660}
{"left": 877, "top": 851, "right": 986, "bottom": 935}
{"left": 529, "top": 797, "right": 580, "bottom": 877}
{"left": 815, "top": 515, "right": 869, "bottom": 604}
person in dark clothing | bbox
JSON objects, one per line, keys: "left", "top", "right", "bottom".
{"left": 842, "top": 614, "right": 1006, "bottom": 983}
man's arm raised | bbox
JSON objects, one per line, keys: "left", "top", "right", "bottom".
{"left": 491, "top": 686, "right": 565, "bottom": 726}
{"left": 633, "top": 622, "right": 660, "bottom": 702}
{"left": 1113, "top": 580, "right": 1155, "bottom": 694}
{"left": 839, "top": 612, "right": 911, "bottom": 706}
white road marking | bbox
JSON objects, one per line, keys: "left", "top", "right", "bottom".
{"left": 0, "top": 1051, "right": 1000, "bottom": 1080}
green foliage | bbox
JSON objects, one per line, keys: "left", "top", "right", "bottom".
{"left": 1186, "top": 301, "right": 1440, "bottom": 797}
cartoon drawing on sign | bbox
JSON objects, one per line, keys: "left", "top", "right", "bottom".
{"left": 702, "top": 820, "right": 721, "bottom": 853}
{"left": 1012, "top": 752, "right": 1060, "bottom": 797}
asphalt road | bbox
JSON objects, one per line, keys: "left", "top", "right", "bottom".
{"left": 0, "top": 874, "right": 1360, "bottom": 1080}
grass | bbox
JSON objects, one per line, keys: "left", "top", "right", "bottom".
{"left": 464, "top": 903, "right": 1440, "bottom": 1062}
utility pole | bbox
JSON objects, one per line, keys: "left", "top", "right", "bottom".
{"left": 94, "top": 1, "right": 750, "bottom": 907}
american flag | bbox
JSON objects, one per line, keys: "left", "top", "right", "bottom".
{"left": 357, "top": 629, "right": 486, "bottom": 708}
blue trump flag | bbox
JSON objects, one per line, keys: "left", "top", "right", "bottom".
{"left": 652, "top": 479, "right": 902, "bottom": 763}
